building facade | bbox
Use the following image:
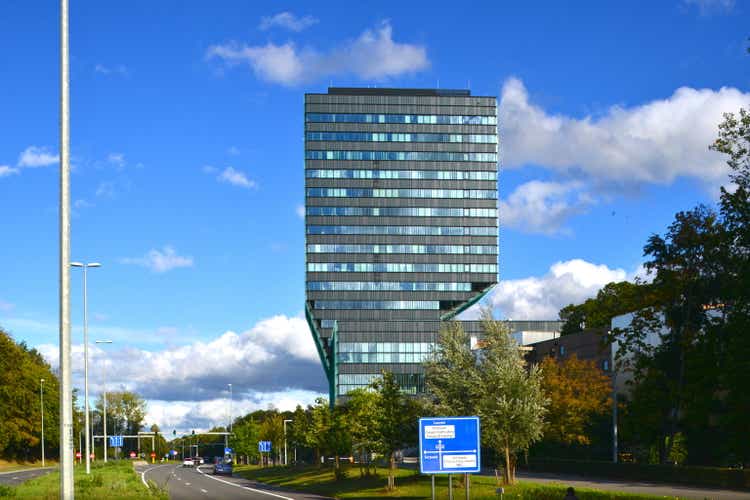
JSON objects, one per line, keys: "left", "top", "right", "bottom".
{"left": 304, "top": 87, "right": 499, "bottom": 403}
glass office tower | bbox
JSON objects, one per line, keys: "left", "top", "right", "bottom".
{"left": 304, "top": 88, "right": 498, "bottom": 403}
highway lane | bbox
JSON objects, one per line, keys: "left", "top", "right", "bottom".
{"left": 0, "top": 466, "right": 55, "bottom": 486}
{"left": 137, "top": 463, "right": 330, "bottom": 500}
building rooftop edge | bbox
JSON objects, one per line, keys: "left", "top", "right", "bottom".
{"left": 322, "top": 87, "right": 474, "bottom": 97}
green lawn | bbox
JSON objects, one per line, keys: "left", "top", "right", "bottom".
{"left": 0, "top": 460, "right": 166, "bottom": 499}
{"left": 234, "top": 465, "right": 684, "bottom": 500}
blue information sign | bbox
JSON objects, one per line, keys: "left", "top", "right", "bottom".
{"left": 258, "top": 441, "right": 271, "bottom": 453}
{"left": 109, "top": 435, "right": 124, "bottom": 448}
{"left": 224, "top": 447, "right": 233, "bottom": 455}
{"left": 170, "top": 450, "right": 177, "bottom": 456}
{"left": 419, "top": 417, "right": 480, "bottom": 474}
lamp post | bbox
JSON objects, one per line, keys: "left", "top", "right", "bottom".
{"left": 40, "top": 379, "right": 45, "bottom": 467}
{"left": 96, "top": 339, "right": 112, "bottom": 462}
{"left": 283, "top": 419, "right": 293, "bottom": 466}
{"left": 71, "top": 261, "right": 100, "bottom": 474}
{"left": 226, "top": 383, "right": 232, "bottom": 449}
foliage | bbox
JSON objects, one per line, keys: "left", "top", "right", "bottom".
{"left": 540, "top": 354, "right": 612, "bottom": 445}
{"left": 260, "top": 413, "right": 284, "bottom": 463}
{"left": 231, "top": 415, "right": 260, "bottom": 462}
{"left": 0, "top": 328, "right": 60, "bottom": 461}
{"left": 342, "top": 389, "right": 379, "bottom": 477}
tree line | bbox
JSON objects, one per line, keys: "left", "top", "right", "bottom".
{"left": 558, "top": 109, "right": 750, "bottom": 467}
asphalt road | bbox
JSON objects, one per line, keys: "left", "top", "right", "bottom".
{"left": 0, "top": 466, "right": 55, "bottom": 486}
{"left": 516, "top": 471, "right": 750, "bottom": 500}
{"left": 137, "top": 463, "right": 330, "bottom": 500}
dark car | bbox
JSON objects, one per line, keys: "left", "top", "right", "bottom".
{"left": 213, "top": 456, "right": 233, "bottom": 476}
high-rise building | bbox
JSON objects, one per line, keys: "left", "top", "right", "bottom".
{"left": 304, "top": 87, "right": 499, "bottom": 403}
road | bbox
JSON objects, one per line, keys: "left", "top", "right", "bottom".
{"left": 0, "top": 466, "right": 55, "bottom": 486}
{"left": 137, "top": 463, "right": 330, "bottom": 500}
{"left": 516, "top": 470, "right": 750, "bottom": 500}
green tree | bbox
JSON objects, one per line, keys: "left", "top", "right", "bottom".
{"left": 259, "top": 413, "right": 284, "bottom": 464}
{"left": 232, "top": 416, "right": 260, "bottom": 462}
{"left": 476, "top": 314, "right": 547, "bottom": 484}
{"left": 344, "top": 388, "right": 380, "bottom": 477}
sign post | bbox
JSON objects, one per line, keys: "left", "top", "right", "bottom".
{"left": 419, "top": 417, "right": 480, "bottom": 500}
{"left": 258, "top": 441, "right": 271, "bottom": 466}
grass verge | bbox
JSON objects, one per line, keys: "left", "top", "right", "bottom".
{"left": 234, "top": 464, "right": 685, "bottom": 499}
{"left": 0, "top": 460, "right": 167, "bottom": 499}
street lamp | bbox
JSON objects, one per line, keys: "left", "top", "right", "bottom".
{"left": 96, "top": 339, "right": 113, "bottom": 462}
{"left": 40, "top": 379, "right": 45, "bottom": 467}
{"left": 227, "top": 383, "right": 232, "bottom": 449}
{"left": 71, "top": 261, "right": 100, "bottom": 474}
{"left": 283, "top": 419, "right": 293, "bottom": 466}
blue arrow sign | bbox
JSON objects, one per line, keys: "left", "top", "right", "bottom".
{"left": 224, "top": 447, "right": 233, "bottom": 455}
{"left": 258, "top": 441, "right": 271, "bottom": 453}
{"left": 419, "top": 417, "right": 480, "bottom": 474}
{"left": 109, "top": 435, "right": 124, "bottom": 448}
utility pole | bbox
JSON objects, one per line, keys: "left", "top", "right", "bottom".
{"left": 283, "top": 419, "right": 292, "bottom": 465}
{"left": 59, "top": 0, "right": 75, "bottom": 496}
{"left": 40, "top": 379, "right": 45, "bottom": 467}
{"left": 227, "top": 383, "right": 232, "bottom": 448}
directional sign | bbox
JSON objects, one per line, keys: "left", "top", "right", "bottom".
{"left": 419, "top": 416, "right": 480, "bottom": 474}
{"left": 129, "top": 451, "right": 136, "bottom": 458}
{"left": 109, "top": 435, "right": 124, "bottom": 448}
{"left": 224, "top": 447, "right": 233, "bottom": 455}
{"left": 258, "top": 441, "right": 271, "bottom": 453}
{"left": 171, "top": 450, "right": 177, "bottom": 456}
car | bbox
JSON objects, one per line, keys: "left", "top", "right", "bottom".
{"left": 193, "top": 457, "right": 204, "bottom": 465}
{"left": 213, "top": 456, "right": 233, "bottom": 476}
{"left": 182, "top": 457, "right": 194, "bottom": 467}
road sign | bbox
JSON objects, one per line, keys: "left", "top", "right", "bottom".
{"left": 129, "top": 451, "right": 136, "bottom": 458}
{"left": 418, "top": 416, "right": 481, "bottom": 474}
{"left": 75, "top": 451, "right": 81, "bottom": 459}
{"left": 258, "top": 441, "right": 271, "bottom": 453}
{"left": 171, "top": 450, "right": 177, "bottom": 456}
{"left": 150, "top": 452, "right": 156, "bottom": 457}
{"left": 109, "top": 435, "right": 124, "bottom": 448}
{"left": 224, "top": 447, "right": 233, "bottom": 455}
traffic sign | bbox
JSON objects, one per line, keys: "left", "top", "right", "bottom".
{"left": 109, "top": 435, "right": 124, "bottom": 447}
{"left": 170, "top": 450, "right": 177, "bottom": 456}
{"left": 129, "top": 451, "right": 136, "bottom": 458}
{"left": 224, "top": 447, "right": 233, "bottom": 455}
{"left": 418, "top": 417, "right": 481, "bottom": 474}
{"left": 75, "top": 451, "right": 82, "bottom": 459}
{"left": 258, "top": 441, "right": 271, "bottom": 453}
{"left": 150, "top": 452, "right": 156, "bottom": 457}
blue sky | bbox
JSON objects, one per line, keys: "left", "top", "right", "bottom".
{"left": 0, "top": 0, "right": 747, "bottom": 431}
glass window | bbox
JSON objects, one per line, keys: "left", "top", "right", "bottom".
{"left": 306, "top": 169, "right": 497, "bottom": 181}
{"left": 306, "top": 113, "right": 497, "bottom": 125}
{"left": 313, "top": 300, "right": 439, "bottom": 310}
{"left": 306, "top": 188, "right": 497, "bottom": 199}
{"left": 306, "top": 206, "right": 498, "bottom": 218}
{"left": 307, "top": 281, "right": 471, "bottom": 292}
{"left": 307, "top": 262, "right": 497, "bottom": 273}
{"left": 306, "top": 132, "right": 497, "bottom": 144}
{"left": 306, "top": 225, "right": 495, "bottom": 236}
{"left": 306, "top": 244, "right": 497, "bottom": 254}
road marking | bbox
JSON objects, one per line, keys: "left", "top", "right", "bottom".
{"left": 201, "top": 488, "right": 208, "bottom": 494}
{"left": 0, "top": 467, "right": 54, "bottom": 476}
{"left": 185, "top": 482, "right": 191, "bottom": 486}
{"left": 196, "top": 465, "right": 294, "bottom": 500}
{"left": 140, "top": 463, "right": 175, "bottom": 488}
{"left": 12, "top": 477, "right": 19, "bottom": 480}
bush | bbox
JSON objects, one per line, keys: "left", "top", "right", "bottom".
{"left": 524, "top": 458, "right": 750, "bottom": 490}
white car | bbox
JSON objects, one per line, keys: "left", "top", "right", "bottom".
{"left": 194, "top": 457, "right": 204, "bottom": 465}
{"left": 182, "top": 457, "right": 194, "bottom": 467}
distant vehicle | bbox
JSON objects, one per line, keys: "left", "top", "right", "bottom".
{"left": 182, "top": 457, "right": 194, "bottom": 467}
{"left": 193, "top": 457, "right": 204, "bottom": 465}
{"left": 213, "top": 456, "right": 233, "bottom": 476}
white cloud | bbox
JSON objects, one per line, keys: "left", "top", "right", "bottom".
{"left": 95, "top": 64, "right": 128, "bottom": 76}
{"left": 206, "top": 21, "right": 429, "bottom": 85}
{"left": 107, "top": 152, "right": 125, "bottom": 167}
{"left": 500, "top": 78, "right": 749, "bottom": 188}
{"left": 201, "top": 165, "right": 217, "bottom": 174}
{"left": 259, "top": 12, "right": 318, "bottom": 32}
{"left": 500, "top": 180, "right": 595, "bottom": 235}
{"left": 120, "top": 246, "right": 194, "bottom": 273}
{"left": 217, "top": 167, "right": 256, "bottom": 189}
{"left": 36, "top": 313, "right": 327, "bottom": 432}
{"left": 296, "top": 204, "right": 305, "bottom": 219}
{"left": 0, "top": 165, "right": 19, "bottom": 177}
{"left": 461, "top": 259, "right": 630, "bottom": 320}
{"left": 17, "top": 146, "right": 59, "bottom": 168}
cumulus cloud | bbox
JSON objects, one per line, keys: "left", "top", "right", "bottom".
{"left": 217, "top": 167, "right": 256, "bottom": 189}
{"left": 206, "top": 21, "right": 429, "bottom": 85}
{"left": 500, "top": 180, "right": 595, "bottom": 235}
{"left": 461, "top": 259, "right": 630, "bottom": 320}
{"left": 17, "top": 146, "right": 59, "bottom": 168}
{"left": 120, "top": 246, "right": 194, "bottom": 273}
{"left": 37, "top": 314, "right": 327, "bottom": 432}
{"left": 0, "top": 165, "right": 19, "bottom": 177}
{"left": 500, "top": 78, "right": 749, "bottom": 188}
{"left": 259, "top": 12, "right": 319, "bottom": 32}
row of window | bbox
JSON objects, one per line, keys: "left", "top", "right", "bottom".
{"left": 307, "top": 207, "right": 497, "bottom": 218}
{"left": 307, "top": 188, "right": 497, "bottom": 199}
{"left": 306, "top": 169, "right": 497, "bottom": 180}
{"left": 306, "top": 113, "right": 497, "bottom": 125}
{"left": 307, "top": 244, "right": 498, "bottom": 254}
{"left": 307, "top": 225, "right": 497, "bottom": 236}
{"left": 307, "top": 262, "right": 497, "bottom": 273}
{"left": 339, "top": 342, "right": 436, "bottom": 353}
{"left": 307, "top": 281, "right": 472, "bottom": 292}
{"left": 338, "top": 373, "right": 425, "bottom": 395}
{"left": 306, "top": 132, "right": 497, "bottom": 144}
{"left": 305, "top": 151, "right": 497, "bottom": 163}
{"left": 313, "top": 300, "right": 439, "bottom": 310}
{"left": 339, "top": 352, "right": 432, "bottom": 364}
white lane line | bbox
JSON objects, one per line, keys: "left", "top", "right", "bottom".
{"left": 201, "top": 488, "right": 208, "bottom": 494}
{"left": 12, "top": 477, "right": 19, "bottom": 480}
{"left": 185, "top": 482, "right": 191, "bottom": 486}
{"left": 140, "top": 463, "right": 176, "bottom": 488}
{"left": 196, "top": 465, "right": 294, "bottom": 500}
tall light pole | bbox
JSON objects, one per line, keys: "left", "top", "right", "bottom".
{"left": 283, "top": 419, "right": 292, "bottom": 466}
{"left": 96, "top": 340, "right": 112, "bottom": 463}
{"left": 226, "top": 383, "right": 232, "bottom": 449}
{"left": 71, "top": 262, "right": 101, "bottom": 474}
{"left": 59, "top": 0, "right": 75, "bottom": 495}
{"left": 40, "top": 379, "right": 45, "bottom": 467}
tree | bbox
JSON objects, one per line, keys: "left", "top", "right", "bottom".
{"left": 476, "top": 314, "right": 548, "bottom": 484}
{"left": 259, "top": 413, "right": 284, "bottom": 464}
{"left": 560, "top": 281, "right": 652, "bottom": 336}
{"left": 231, "top": 415, "right": 260, "bottom": 463}
{"left": 344, "top": 388, "right": 380, "bottom": 477}
{"left": 371, "top": 371, "right": 417, "bottom": 491}
{"left": 539, "top": 354, "right": 611, "bottom": 445}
